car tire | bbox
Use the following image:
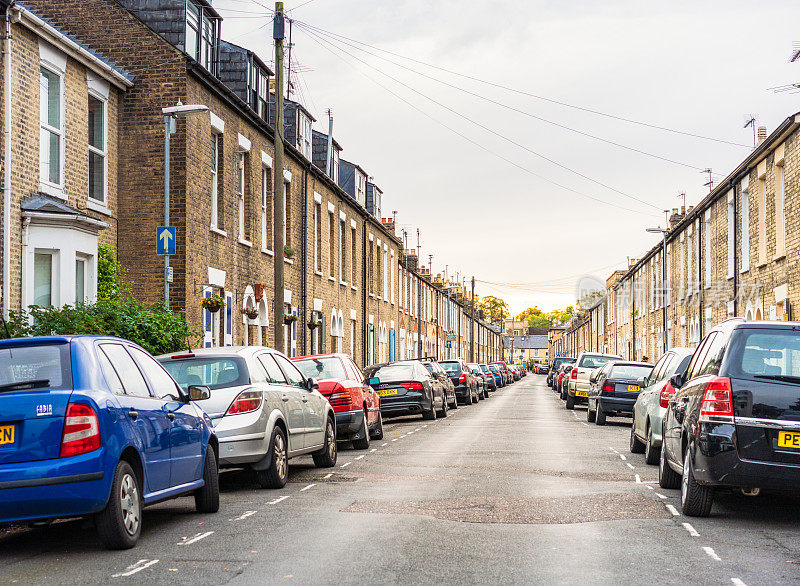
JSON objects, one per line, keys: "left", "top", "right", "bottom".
{"left": 587, "top": 402, "right": 596, "bottom": 423}
{"left": 438, "top": 394, "right": 448, "bottom": 418}
{"left": 644, "top": 424, "right": 660, "bottom": 465}
{"left": 658, "top": 434, "right": 681, "bottom": 489}
{"left": 257, "top": 426, "right": 289, "bottom": 488}
{"left": 352, "top": 409, "right": 371, "bottom": 450}
{"left": 560, "top": 387, "right": 567, "bottom": 401}
{"left": 565, "top": 394, "right": 575, "bottom": 410}
{"left": 95, "top": 460, "right": 141, "bottom": 550}
{"left": 681, "top": 443, "right": 714, "bottom": 517}
{"left": 477, "top": 387, "right": 485, "bottom": 401}
{"left": 195, "top": 446, "right": 220, "bottom": 514}
{"left": 630, "top": 423, "right": 645, "bottom": 454}
{"left": 313, "top": 417, "right": 338, "bottom": 468}
{"left": 483, "top": 388, "right": 489, "bottom": 399}
{"left": 370, "top": 411, "right": 384, "bottom": 440}
{"left": 449, "top": 393, "right": 458, "bottom": 409}
{"left": 422, "top": 396, "right": 437, "bottom": 420}
{"left": 595, "top": 404, "right": 606, "bottom": 425}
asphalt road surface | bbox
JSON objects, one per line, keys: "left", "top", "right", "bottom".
{"left": 2, "top": 375, "right": 800, "bottom": 584}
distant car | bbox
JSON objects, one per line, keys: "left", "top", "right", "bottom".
{"left": 548, "top": 357, "right": 575, "bottom": 388}
{"left": 489, "top": 361, "right": 512, "bottom": 386}
{"left": 292, "top": 353, "right": 383, "bottom": 449}
{"left": 566, "top": 352, "right": 621, "bottom": 409}
{"left": 419, "top": 358, "right": 458, "bottom": 410}
{"left": 441, "top": 359, "right": 482, "bottom": 403}
{"left": 587, "top": 361, "right": 654, "bottom": 425}
{"left": 468, "top": 362, "right": 494, "bottom": 394}
{"left": 558, "top": 365, "right": 573, "bottom": 397}
{"left": 630, "top": 348, "right": 694, "bottom": 464}
{"left": 478, "top": 363, "right": 498, "bottom": 391}
{"left": 364, "top": 361, "right": 447, "bottom": 419}
{"left": 487, "top": 363, "right": 504, "bottom": 388}
{"left": 660, "top": 319, "right": 800, "bottom": 517}
{"left": 0, "top": 336, "right": 219, "bottom": 550}
{"left": 160, "top": 346, "right": 337, "bottom": 490}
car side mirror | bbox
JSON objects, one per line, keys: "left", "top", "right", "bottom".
{"left": 636, "top": 376, "right": 647, "bottom": 387}
{"left": 366, "top": 377, "right": 379, "bottom": 386}
{"left": 306, "top": 377, "right": 319, "bottom": 391}
{"left": 670, "top": 373, "right": 684, "bottom": 389}
{"left": 188, "top": 385, "right": 211, "bottom": 401}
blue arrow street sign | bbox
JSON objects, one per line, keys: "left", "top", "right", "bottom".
{"left": 446, "top": 341, "right": 452, "bottom": 349}
{"left": 156, "top": 226, "right": 176, "bottom": 255}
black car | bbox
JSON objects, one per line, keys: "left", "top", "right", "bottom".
{"left": 419, "top": 358, "right": 458, "bottom": 410}
{"left": 660, "top": 319, "right": 800, "bottom": 516}
{"left": 469, "top": 362, "right": 494, "bottom": 393}
{"left": 587, "top": 361, "right": 653, "bottom": 425}
{"left": 440, "top": 359, "right": 481, "bottom": 403}
{"left": 548, "top": 357, "right": 575, "bottom": 388}
{"left": 365, "top": 361, "right": 447, "bottom": 420}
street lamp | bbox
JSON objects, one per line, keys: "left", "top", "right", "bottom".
{"left": 162, "top": 102, "right": 209, "bottom": 305}
{"left": 646, "top": 226, "right": 669, "bottom": 354}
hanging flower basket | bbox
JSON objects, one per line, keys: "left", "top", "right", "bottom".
{"left": 201, "top": 294, "right": 225, "bottom": 313}
{"left": 254, "top": 283, "right": 265, "bottom": 301}
{"left": 284, "top": 314, "right": 298, "bottom": 325}
{"left": 242, "top": 307, "right": 259, "bottom": 320}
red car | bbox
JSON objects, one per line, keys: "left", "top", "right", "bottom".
{"left": 292, "top": 353, "right": 383, "bottom": 449}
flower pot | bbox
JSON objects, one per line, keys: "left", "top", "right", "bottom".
{"left": 244, "top": 308, "right": 259, "bottom": 320}
{"left": 206, "top": 303, "right": 222, "bottom": 313}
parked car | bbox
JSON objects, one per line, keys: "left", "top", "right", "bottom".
{"left": 587, "top": 361, "right": 653, "bottom": 425}
{"left": 557, "top": 365, "right": 572, "bottom": 396}
{"left": 0, "top": 336, "right": 219, "bottom": 550}
{"left": 548, "top": 357, "right": 575, "bottom": 388}
{"left": 535, "top": 364, "right": 549, "bottom": 375}
{"left": 565, "top": 352, "right": 621, "bottom": 409}
{"left": 364, "top": 361, "right": 447, "bottom": 419}
{"left": 660, "top": 319, "right": 800, "bottom": 516}
{"left": 478, "top": 363, "right": 498, "bottom": 391}
{"left": 292, "top": 353, "right": 383, "bottom": 449}
{"left": 441, "top": 359, "right": 482, "bottom": 403}
{"left": 489, "top": 361, "right": 512, "bottom": 386}
{"left": 159, "top": 346, "right": 337, "bottom": 490}
{"left": 468, "top": 362, "right": 494, "bottom": 394}
{"left": 487, "top": 363, "right": 504, "bottom": 388}
{"left": 419, "top": 358, "right": 458, "bottom": 410}
{"left": 630, "top": 348, "right": 694, "bottom": 464}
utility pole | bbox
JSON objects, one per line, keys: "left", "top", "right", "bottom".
{"left": 285, "top": 17, "right": 293, "bottom": 98}
{"left": 273, "top": 2, "right": 286, "bottom": 353}
{"left": 470, "top": 276, "right": 475, "bottom": 362}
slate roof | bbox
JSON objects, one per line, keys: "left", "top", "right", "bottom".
{"left": 503, "top": 334, "right": 548, "bottom": 350}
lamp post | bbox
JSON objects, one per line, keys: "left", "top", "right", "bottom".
{"left": 646, "top": 227, "right": 668, "bottom": 354}
{"left": 162, "top": 103, "right": 209, "bottom": 305}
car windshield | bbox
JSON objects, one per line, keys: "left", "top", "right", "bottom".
{"left": 0, "top": 343, "right": 72, "bottom": 392}
{"left": 579, "top": 355, "right": 616, "bottom": 369}
{"left": 553, "top": 358, "right": 575, "bottom": 368}
{"left": 488, "top": 365, "right": 499, "bottom": 373}
{"left": 293, "top": 357, "right": 348, "bottom": 380}
{"left": 440, "top": 362, "right": 460, "bottom": 374}
{"left": 161, "top": 357, "right": 248, "bottom": 390}
{"left": 727, "top": 329, "right": 800, "bottom": 380}
{"left": 371, "top": 363, "right": 416, "bottom": 382}
{"left": 480, "top": 365, "right": 491, "bottom": 374}
{"left": 609, "top": 365, "right": 653, "bottom": 380}
{"left": 423, "top": 364, "right": 435, "bottom": 374}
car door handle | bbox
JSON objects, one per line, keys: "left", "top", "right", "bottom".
{"left": 282, "top": 395, "right": 290, "bottom": 402}
{"left": 127, "top": 409, "right": 138, "bottom": 420}
{"left": 302, "top": 398, "right": 309, "bottom": 403}
{"left": 167, "top": 412, "right": 175, "bottom": 421}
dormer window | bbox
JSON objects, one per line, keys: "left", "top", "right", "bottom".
{"left": 248, "top": 58, "right": 269, "bottom": 120}
{"left": 186, "top": 1, "right": 219, "bottom": 73}
{"left": 297, "top": 112, "right": 313, "bottom": 160}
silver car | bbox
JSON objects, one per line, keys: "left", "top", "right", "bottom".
{"left": 629, "top": 347, "right": 694, "bottom": 464}
{"left": 159, "top": 346, "right": 337, "bottom": 489}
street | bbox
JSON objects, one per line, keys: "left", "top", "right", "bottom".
{"left": 2, "top": 375, "right": 798, "bottom": 584}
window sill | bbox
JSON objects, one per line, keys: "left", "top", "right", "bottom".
{"left": 756, "top": 260, "right": 769, "bottom": 268}
{"left": 39, "top": 182, "right": 66, "bottom": 200}
{"left": 86, "top": 199, "right": 112, "bottom": 216}
{"left": 727, "top": 273, "right": 734, "bottom": 281}
{"left": 340, "top": 280, "right": 347, "bottom": 287}
{"left": 284, "top": 257, "right": 294, "bottom": 265}
{"left": 740, "top": 267, "right": 749, "bottom": 275}
{"left": 351, "top": 285, "right": 357, "bottom": 291}
{"left": 369, "top": 294, "right": 376, "bottom": 299}
{"left": 262, "top": 248, "right": 274, "bottom": 257}
{"left": 704, "top": 284, "right": 712, "bottom": 290}
{"left": 238, "top": 238, "right": 253, "bottom": 248}
{"left": 773, "top": 253, "right": 786, "bottom": 262}
{"left": 315, "top": 270, "right": 324, "bottom": 277}
{"left": 328, "top": 276, "right": 336, "bottom": 282}
{"left": 210, "top": 226, "right": 227, "bottom": 237}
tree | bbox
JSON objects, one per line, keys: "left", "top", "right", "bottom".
{"left": 476, "top": 296, "right": 509, "bottom": 325}
{"left": 517, "top": 305, "right": 575, "bottom": 328}
{"left": 516, "top": 307, "right": 542, "bottom": 323}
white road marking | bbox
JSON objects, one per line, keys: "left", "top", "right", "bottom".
{"left": 323, "top": 473, "right": 333, "bottom": 479}
{"left": 354, "top": 455, "right": 365, "bottom": 460}
{"left": 666, "top": 504, "right": 680, "bottom": 516}
{"left": 415, "top": 427, "right": 421, "bottom": 431}
{"left": 581, "top": 422, "right": 589, "bottom": 426}
{"left": 268, "top": 495, "right": 290, "bottom": 505}
{"left": 645, "top": 485, "right": 654, "bottom": 490}
{"left": 391, "top": 439, "right": 398, "bottom": 442}
{"left": 233, "top": 510, "right": 257, "bottom": 521}
{"left": 369, "top": 448, "right": 377, "bottom": 453}
{"left": 422, "top": 425, "right": 428, "bottom": 428}
{"left": 609, "top": 447, "right": 619, "bottom": 454}
{"left": 300, "top": 483, "right": 317, "bottom": 492}
{"left": 178, "top": 531, "right": 214, "bottom": 546}
{"left": 619, "top": 454, "right": 627, "bottom": 461}
{"left": 682, "top": 522, "right": 700, "bottom": 537}
{"left": 634, "top": 474, "right": 641, "bottom": 483}
{"left": 340, "top": 461, "right": 352, "bottom": 467}
{"left": 656, "top": 493, "right": 667, "bottom": 499}
{"left": 112, "top": 559, "right": 159, "bottom": 578}
{"left": 626, "top": 463, "right": 635, "bottom": 470}
{"left": 731, "top": 579, "right": 747, "bottom": 586}
{"left": 381, "top": 442, "right": 388, "bottom": 446}
{"left": 703, "top": 547, "right": 722, "bottom": 561}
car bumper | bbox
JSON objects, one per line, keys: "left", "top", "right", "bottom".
{"left": 334, "top": 409, "right": 365, "bottom": 439}
{"left": 0, "top": 450, "right": 110, "bottom": 523}
{"left": 597, "top": 396, "right": 636, "bottom": 415}
{"left": 569, "top": 385, "right": 589, "bottom": 403}
{"left": 380, "top": 393, "right": 431, "bottom": 417}
{"left": 453, "top": 384, "right": 472, "bottom": 400}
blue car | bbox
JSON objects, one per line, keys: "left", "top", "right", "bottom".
{"left": 0, "top": 336, "right": 219, "bottom": 549}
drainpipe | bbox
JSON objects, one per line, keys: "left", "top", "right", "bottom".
{"left": 732, "top": 179, "right": 739, "bottom": 317}
{"left": 301, "top": 165, "right": 308, "bottom": 355}
{"left": 2, "top": 4, "right": 12, "bottom": 321}
{"left": 362, "top": 221, "right": 367, "bottom": 367}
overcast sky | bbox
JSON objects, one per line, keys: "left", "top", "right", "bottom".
{"left": 216, "top": 0, "right": 800, "bottom": 314}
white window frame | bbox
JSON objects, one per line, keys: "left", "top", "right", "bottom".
{"left": 297, "top": 113, "right": 313, "bottom": 160}
{"left": 236, "top": 151, "right": 249, "bottom": 244}
{"left": 210, "top": 133, "right": 222, "bottom": 231}
{"left": 391, "top": 252, "right": 396, "bottom": 304}
{"left": 313, "top": 195, "right": 322, "bottom": 274}
{"left": 87, "top": 91, "right": 108, "bottom": 206}
{"left": 261, "top": 163, "right": 272, "bottom": 252}
{"left": 350, "top": 220, "right": 357, "bottom": 288}
{"left": 39, "top": 62, "right": 65, "bottom": 198}
{"left": 328, "top": 204, "right": 336, "bottom": 279}
{"left": 339, "top": 213, "right": 347, "bottom": 285}
{"left": 776, "top": 160, "right": 786, "bottom": 258}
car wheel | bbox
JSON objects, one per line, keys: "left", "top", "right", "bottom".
{"left": 560, "top": 387, "right": 567, "bottom": 400}
{"left": 422, "top": 396, "right": 437, "bottom": 420}
{"left": 370, "top": 410, "right": 384, "bottom": 440}
{"left": 630, "top": 423, "right": 645, "bottom": 454}
{"left": 450, "top": 393, "right": 458, "bottom": 409}
{"left": 313, "top": 417, "right": 338, "bottom": 468}
{"left": 595, "top": 404, "right": 606, "bottom": 425}
{"left": 482, "top": 388, "right": 489, "bottom": 399}
{"left": 587, "top": 402, "right": 596, "bottom": 423}
{"left": 195, "top": 446, "right": 220, "bottom": 513}
{"left": 644, "top": 423, "right": 660, "bottom": 465}
{"left": 565, "top": 394, "right": 575, "bottom": 410}
{"left": 95, "top": 460, "right": 141, "bottom": 550}
{"left": 477, "top": 387, "right": 485, "bottom": 400}
{"left": 438, "top": 394, "right": 449, "bottom": 418}
{"left": 658, "top": 433, "right": 681, "bottom": 489}
{"left": 681, "top": 443, "right": 714, "bottom": 517}
{"left": 257, "top": 426, "right": 289, "bottom": 488}
{"left": 352, "top": 409, "right": 371, "bottom": 450}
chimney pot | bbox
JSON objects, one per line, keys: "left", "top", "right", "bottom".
{"left": 758, "top": 126, "right": 767, "bottom": 145}
{"left": 672, "top": 207, "right": 678, "bottom": 215}
{"left": 681, "top": 205, "right": 685, "bottom": 214}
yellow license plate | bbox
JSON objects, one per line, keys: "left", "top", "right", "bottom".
{"left": 777, "top": 431, "right": 800, "bottom": 449}
{"left": 575, "top": 391, "right": 588, "bottom": 397}
{"left": 376, "top": 389, "right": 398, "bottom": 397}
{"left": 0, "top": 425, "right": 15, "bottom": 446}
{"left": 628, "top": 385, "right": 640, "bottom": 392}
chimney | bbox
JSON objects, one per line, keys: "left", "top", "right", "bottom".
{"left": 669, "top": 207, "right": 685, "bottom": 229}
{"left": 757, "top": 126, "right": 767, "bottom": 145}
{"left": 680, "top": 205, "right": 685, "bottom": 215}
{"left": 687, "top": 206, "right": 694, "bottom": 213}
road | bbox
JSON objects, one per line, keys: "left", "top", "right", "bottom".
{"left": 2, "top": 375, "right": 800, "bottom": 584}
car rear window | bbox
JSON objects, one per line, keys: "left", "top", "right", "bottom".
{"left": 553, "top": 358, "right": 575, "bottom": 369}
{"left": 293, "top": 357, "right": 347, "bottom": 380}
{"left": 440, "top": 362, "right": 460, "bottom": 374}
{"left": 371, "top": 363, "right": 416, "bottom": 381}
{"left": 727, "top": 330, "right": 800, "bottom": 379}
{"left": 0, "top": 343, "right": 72, "bottom": 392}
{"left": 610, "top": 365, "right": 653, "bottom": 380}
{"left": 161, "top": 357, "right": 248, "bottom": 390}
{"left": 579, "top": 355, "right": 616, "bottom": 369}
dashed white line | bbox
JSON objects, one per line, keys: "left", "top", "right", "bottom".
{"left": 369, "top": 448, "right": 377, "bottom": 453}
{"left": 731, "top": 579, "right": 747, "bottom": 586}
{"left": 655, "top": 493, "right": 667, "bottom": 499}
{"left": 619, "top": 454, "right": 627, "bottom": 461}
{"left": 381, "top": 442, "right": 388, "bottom": 446}
{"left": 682, "top": 522, "right": 700, "bottom": 537}
{"left": 666, "top": 504, "right": 680, "bottom": 516}
{"left": 581, "top": 422, "right": 589, "bottom": 426}
{"left": 609, "top": 447, "right": 619, "bottom": 454}
{"left": 323, "top": 473, "right": 333, "bottom": 479}
{"left": 634, "top": 474, "right": 641, "bottom": 483}
{"left": 422, "top": 425, "right": 428, "bottom": 428}
{"left": 178, "top": 531, "right": 214, "bottom": 546}
{"left": 415, "top": 427, "right": 421, "bottom": 431}
{"left": 112, "top": 559, "right": 159, "bottom": 578}
{"left": 626, "top": 463, "right": 635, "bottom": 470}
{"left": 354, "top": 455, "right": 365, "bottom": 460}
{"left": 340, "top": 461, "right": 352, "bottom": 468}
{"left": 391, "top": 438, "right": 398, "bottom": 442}
{"left": 703, "top": 547, "right": 722, "bottom": 561}
{"left": 644, "top": 485, "right": 654, "bottom": 490}
{"left": 300, "top": 483, "right": 317, "bottom": 492}
{"left": 233, "top": 510, "right": 257, "bottom": 521}
{"left": 268, "top": 495, "right": 290, "bottom": 505}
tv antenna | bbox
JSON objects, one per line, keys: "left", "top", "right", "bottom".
{"left": 743, "top": 115, "right": 758, "bottom": 147}
{"left": 700, "top": 168, "right": 714, "bottom": 193}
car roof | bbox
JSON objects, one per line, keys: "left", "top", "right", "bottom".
{"left": 292, "top": 353, "right": 351, "bottom": 360}
{"left": 158, "top": 346, "right": 281, "bottom": 360}
{"left": 609, "top": 361, "right": 653, "bottom": 367}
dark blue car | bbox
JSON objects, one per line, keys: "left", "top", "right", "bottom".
{"left": 0, "top": 336, "right": 219, "bottom": 549}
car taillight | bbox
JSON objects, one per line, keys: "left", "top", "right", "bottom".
{"left": 700, "top": 377, "right": 734, "bottom": 417}
{"left": 570, "top": 369, "right": 578, "bottom": 380}
{"left": 602, "top": 383, "right": 615, "bottom": 394}
{"left": 401, "top": 381, "right": 424, "bottom": 391}
{"left": 659, "top": 382, "right": 676, "bottom": 408}
{"left": 60, "top": 403, "right": 100, "bottom": 458}
{"left": 458, "top": 373, "right": 467, "bottom": 384}
{"left": 329, "top": 391, "right": 353, "bottom": 407}
{"left": 227, "top": 390, "right": 263, "bottom": 415}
